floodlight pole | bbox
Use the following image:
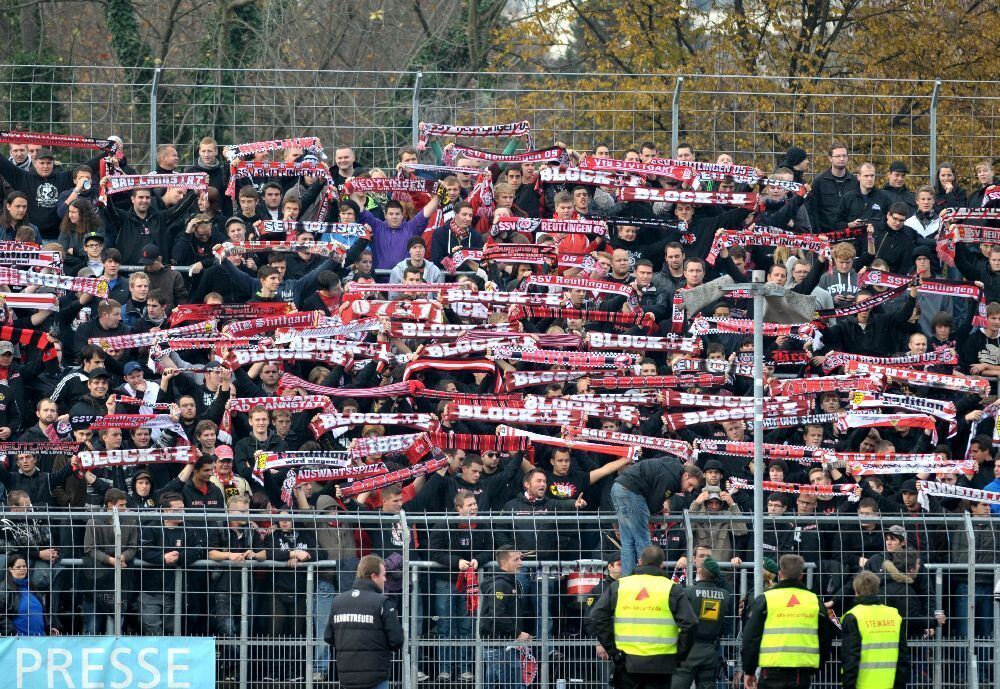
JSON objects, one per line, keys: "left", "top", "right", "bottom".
{"left": 724, "top": 272, "right": 785, "bottom": 597}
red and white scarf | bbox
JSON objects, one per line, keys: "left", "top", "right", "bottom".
{"left": 417, "top": 120, "right": 533, "bottom": 150}
{"left": 279, "top": 318, "right": 382, "bottom": 341}
{"left": 538, "top": 166, "right": 646, "bottom": 188}
{"left": 0, "top": 250, "right": 62, "bottom": 270}
{"left": 846, "top": 458, "right": 975, "bottom": 478}
{"left": 77, "top": 446, "right": 197, "bottom": 470}
{"left": 509, "top": 305, "right": 653, "bottom": 329}
{"left": 75, "top": 414, "right": 190, "bottom": 445}
{"left": 349, "top": 299, "right": 442, "bottom": 323}
{"left": 94, "top": 321, "right": 217, "bottom": 351}
{"left": 849, "top": 390, "right": 956, "bottom": 435}
{"left": 169, "top": 302, "right": 293, "bottom": 327}
{"left": 295, "top": 463, "right": 388, "bottom": 484}
{"left": 663, "top": 401, "right": 812, "bottom": 431}
{"left": 576, "top": 155, "right": 697, "bottom": 182}
{"left": 258, "top": 220, "right": 371, "bottom": 239}
{"left": 525, "top": 397, "right": 640, "bottom": 424}
{"left": 587, "top": 374, "right": 728, "bottom": 390}
{"left": 481, "top": 244, "right": 557, "bottom": 265}
{"left": 310, "top": 412, "right": 436, "bottom": 438}
{"left": 843, "top": 360, "right": 990, "bottom": 395}
{"left": 223, "top": 311, "right": 322, "bottom": 337}
{"left": 707, "top": 229, "right": 830, "bottom": 264}
{"left": 491, "top": 216, "right": 609, "bottom": 239}
{"left": 101, "top": 173, "right": 207, "bottom": 204}
{"left": 214, "top": 240, "right": 346, "bottom": 260}
{"left": 617, "top": 187, "right": 758, "bottom": 209}
{"left": 822, "top": 348, "right": 957, "bottom": 373}
{"left": 0, "top": 267, "right": 107, "bottom": 297}
{"left": 587, "top": 332, "right": 701, "bottom": 354}
{"left": 339, "top": 453, "right": 449, "bottom": 498}
{"left": 496, "top": 425, "right": 638, "bottom": 461}
{"left": 745, "top": 413, "right": 840, "bottom": 431}
{"left": 386, "top": 322, "right": 478, "bottom": 339}
{"left": 653, "top": 158, "right": 758, "bottom": 182}
{"left": 0, "top": 292, "right": 58, "bottom": 312}
{"left": 342, "top": 177, "right": 439, "bottom": 195}
{"left": 226, "top": 347, "right": 353, "bottom": 368}
{"left": 279, "top": 372, "right": 418, "bottom": 399}
{"left": 769, "top": 375, "right": 884, "bottom": 397}
{"left": 222, "top": 137, "right": 324, "bottom": 162}
{"left": 563, "top": 426, "right": 692, "bottom": 461}
{"left": 345, "top": 282, "right": 443, "bottom": 295}
{"left": 443, "top": 404, "right": 584, "bottom": 428}
{"left": 221, "top": 395, "right": 332, "bottom": 436}
{"left": 503, "top": 370, "right": 585, "bottom": 391}
{"left": 252, "top": 450, "right": 351, "bottom": 481}
{"left": 225, "top": 161, "right": 336, "bottom": 220}
{"left": 0, "top": 130, "right": 120, "bottom": 155}
{"left": 421, "top": 336, "right": 534, "bottom": 359}
{"left": 445, "top": 145, "right": 567, "bottom": 165}
{"left": 661, "top": 390, "right": 807, "bottom": 409}
{"left": 860, "top": 270, "right": 988, "bottom": 327}
{"left": 694, "top": 439, "right": 825, "bottom": 462}
{"left": 917, "top": 480, "right": 1000, "bottom": 508}
{"left": 109, "top": 394, "right": 171, "bottom": 412}
{"left": 349, "top": 433, "right": 435, "bottom": 463}
{"left": 689, "top": 317, "right": 816, "bottom": 340}
{"left": 493, "top": 346, "right": 640, "bottom": 370}
{"left": 521, "top": 274, "right": 638, "bottom": 305}
{"left": 441, "top": 289, "right": 564, "bottom": 307}
{"left": 727, "top": 477, "right": 861, "bottom": 501}
{"left": 835, "top": 411, "right": 938, "bottom": 444}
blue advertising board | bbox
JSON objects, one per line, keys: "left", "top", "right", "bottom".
{"left": 3, "top": 636, "right": 216, "bottom": 689}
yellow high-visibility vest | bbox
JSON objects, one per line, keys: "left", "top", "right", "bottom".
{"left": 613, "top": 574, "right": 679, "bottom": 657}
{"left": 844, "top": 603, "right": 901, "bottom": 689}
{"left": 759, "top": 587, "right": 820, "bottom": 668}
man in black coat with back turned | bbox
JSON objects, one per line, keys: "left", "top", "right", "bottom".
{"left": 325, "top": 554, "right": 404, "bottom": 689}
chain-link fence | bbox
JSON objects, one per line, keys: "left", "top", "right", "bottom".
{"left": 3, "top": 67, "right": 1000, "bottom": 183}
{"left": 4, "top": 508, "right": 998, "bottom": 689}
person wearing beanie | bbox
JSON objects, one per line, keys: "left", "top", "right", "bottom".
{"left": 779, "top": 146, "right": 810, "bottom": 183}
{"left": 670, "top": 546, "right": 732, "bottom": 689}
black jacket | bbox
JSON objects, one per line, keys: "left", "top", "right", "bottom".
{"left": 0, "top": 464, "right": 74, "bottom": 508}
{"left": 0, "top": 573, "right": 57, "bottom": 635}
{"left": 820, "top": 294, "right": 917, "bottom": 357}
{"left": 615, "top": 458, "right": 684, "bottom": 513}
{"left": 103, "top": 191, "right": 196, "bottom": 265}
{"left": 428, "top": 519, "right": 494, "bottom": 584}
{"left": 835, "top": 187, "right": 893, "bottom": 231}
{"left": 741, "top": 579, "right": 835, "bottom": 675}
{"left": 0, "top": 155, "right": 79, "bottom": 233}
{"left": 857, "top": 227, "right": 914, "bottom": 274}
{"left": 478, "top": 569, "right": 531, "bottom": 639}
{"left": 840, "top": 595, "right": 909, "bottom": 689}
{"left": 590, "top": 565, "right": 698, "bottom": 674}
{"left": 325, "top": 578, "right": 404, "bottom": 689}
{"left": 809, "top": 169, "right": 859, "bottom": 230}
{"left": 881, "top": 184, "right": 916, "bottom": 214}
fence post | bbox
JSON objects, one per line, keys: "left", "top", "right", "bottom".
{"left": 112, "top": 506, "right": 122, "bottom": 635}
{"left": 149, "top": 65, "right": 163, "bottom": 171}
{"left": 964, "top": 511, "right": 979, "bottom": 689}
{"left": 411, "top": 71, "right": 424, "bottom": 148}
{"left": 929, "top": 79, "right": 941, "bottom": 186}
{"left": 400, "top": 510, "right": 413, "bottom": 689}
{"left": 683, "top": 511, "right": 694, "bottom": 584}
{"left": 239, "top": 566, "right": 249, "bottom": 689}
{"left": 671, "top": 76, "right": 684, "bottom": 157}
{"left": 173, "top": 566, "right": 183, "bottom": 636}
{"left": 933, "top": 566, "right": 943, "bottom": 689}
{"left": 994, "top": 568, "right": 1000, "bottom": 688}
{"left": 305, "top": 564, "right": 315, "bottom": 689}
{"left": 540, "top": 563, "right": 551, "bottom": 689}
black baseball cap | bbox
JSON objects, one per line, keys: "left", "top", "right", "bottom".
{"left": 139, "top": 244, "right": 162, "bottom": 266}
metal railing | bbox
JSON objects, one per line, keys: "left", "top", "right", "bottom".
{"left": 5, "top": 508, "right": 997, "bottom": 688}
{"left": 4, "top": 67, "right": 1000, "bottom": 183}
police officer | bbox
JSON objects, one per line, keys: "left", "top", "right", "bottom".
{"left": 479, "top": 547, "right": 532, "bottom": 689}
{"left": 591, "top": 544, "right": 698, "bottom": 689}
{"left": 840, "top": 571, "right": 907, "bottom": 689}
{"left": 671, "top": 550, "right": 731, "bottom": 689}
{"left": 741, "top": 554, "right": 835, "bottom": 689}
{"left": 324, "top": 554, "right": 404, "bottom": 689}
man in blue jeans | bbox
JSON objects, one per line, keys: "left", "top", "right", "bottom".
{"left": 611, "top": 461, "right": 703, "bottom": 575}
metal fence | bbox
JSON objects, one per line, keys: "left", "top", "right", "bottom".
{"left": 3, "top": 67, "right": 1000, "bottom": 183}
{"left": 4, "top": 507, "right": 998, "bottom": 688}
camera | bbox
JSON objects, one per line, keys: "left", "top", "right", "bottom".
{"left": 82, "top": 179, "right": 91, "bottom": 191}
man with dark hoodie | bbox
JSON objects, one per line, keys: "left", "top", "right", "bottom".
{"left": 777, "top": 146, "right": 810, "bottom": 184}
{"left": 102, "top": 183, "right": 197, "bottom": 266}
{"left": 0, "top": 149, "right": 82, "bottom": 234}
{"left": 835, "top": 162, "right": 892, "bottom": 234}
{"left": 590, "top": 544, "right": 698, "bottom": 689}
{"left": 813, "top": 283, "right": 918, "bottom": 359}
{"left": 855, "top": 202, "right": 914, "bottom": 274}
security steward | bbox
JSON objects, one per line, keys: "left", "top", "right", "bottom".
{"left": 741, "top": 554, "right": 834, "bottom": 689}
{"left": 671, "top": 552, "right": 731, "bottom": 689}
{"left": 325, "top": 554, "right": 404, "bottom": 689}
{"left": 840, "top": 571, "right": 907, "bottom": 689}
{"left": 591, "top": 544, "right": 698, "bottom": 689}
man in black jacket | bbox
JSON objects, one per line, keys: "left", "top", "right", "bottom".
{"left": 0, "top": 149, "right": 79, "bottom": 234}
{"left": 856, "top": 203, "right": 914, "bottom": 274}
{"left": 835, "top": 162, "right": 892, "bottom": 234}
{"left": 479, "top": 547, "right": 532, "bottom": 689}
{"left": 808, "top": 143, "right": 858, "bottom": 230}
{"left": 325, "top": 554, "right": 404, "bottom": 689}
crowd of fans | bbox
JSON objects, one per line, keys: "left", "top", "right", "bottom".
{"left": 0, "top": 131, "right": 998, "bottom": 685}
